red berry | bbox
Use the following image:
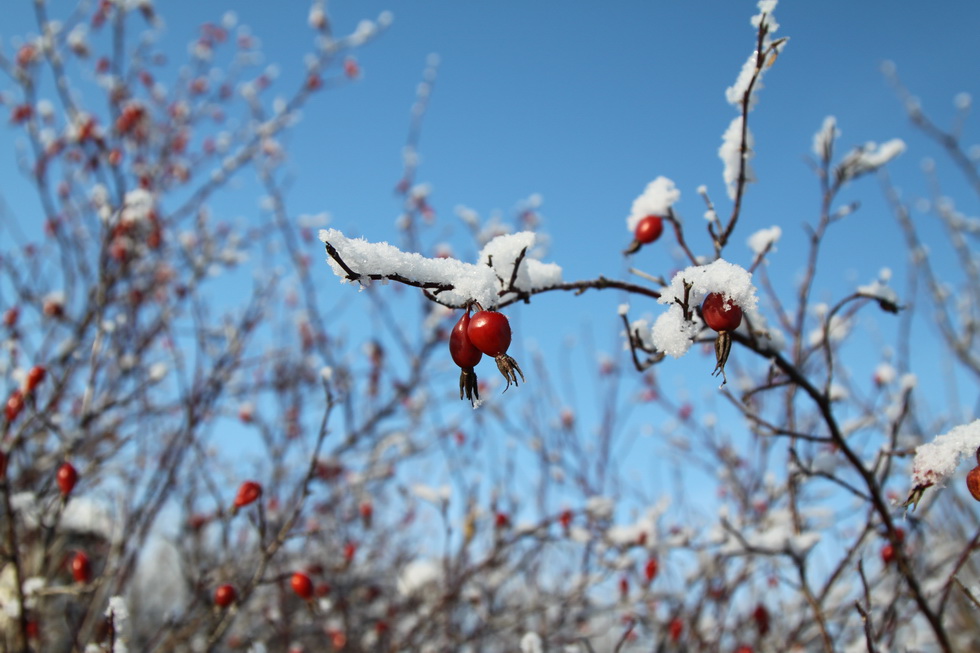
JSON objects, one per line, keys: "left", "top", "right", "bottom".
{"left": 56, "top": 462, "right": 78, "bottom": 497}
{"left": 881, "top": 543, "right": 896, "bottom": 565}
{"left": 5, "top": 390, "right": 24, "bottom": 422}
{"left": 494, "top": 512, "right": 510, "bottom": 529}
{"left": 967, "top": 465, "right": 980, "bottom": 501}
{"left": 343, "top": 541, "right": 357, "bottom": 564}
{"left": 558, "top": 509, "right": 572, "bottom": 531}
{"left": 233, "top": 481, "right": 262, "bottom": 509}
{"left": 449, "top": 311, "right": 483, "bottom": 368}
{"left": 753, "top": 604, "right": 770, "bottom": 635}
{"left": 644, "top": 557, "right": 659, "bottom": 583}
{"left": 668, "top": 617, "right": 683, "bottom": 641}
{"left": 2, "top": 307, "right": 18, "bottom": 327}
{"left": 25, "top": 365, "right": 46, "bottom": 393}
{"left": 71, "top": 551, "right": 92, "bottom": 583}
{"left": 291, "top": 572, "right": 314, "bottom": 600}
{"left": 214, "top": 583, "right": 236, "bottom": 607}
{"left": 702, "top": 293, "right": 743, "bottom": 332}
{"left": 634, "top": 215, "right": 664, "bottom": 244}
{"left": 467, "top": 311, "right": 512, "bottom": 358}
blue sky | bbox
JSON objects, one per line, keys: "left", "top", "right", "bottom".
{"left": 2, "top": 1, "right": 979, "bottom": 518}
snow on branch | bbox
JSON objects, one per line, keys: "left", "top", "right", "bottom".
{"left": 319, "top": 228, "right": 562, "bottom": 308}
{"left": 837, "top": 139, "right": 907, "bottom": 182}
{"left": 909, "top": 419, "right": 980, "bottom": 494}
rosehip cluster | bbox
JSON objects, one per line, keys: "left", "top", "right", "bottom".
{"left": 449, "top": 306, "right": 524, "bottom": 406}
{"left": 623, "top": 214, "right": 664, "bottom": 255}
{"left": 701, "top": 292, "right": 743, "bottom": 385}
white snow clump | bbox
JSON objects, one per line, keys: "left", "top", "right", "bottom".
{"left": 911, "top": 419, "right": 980, "bottom": 489}
{"left": 626, "top": 177, "right": 680, "bottom": 232}
{"left": 747, "top": 226, "right": 781, "bottom": 256}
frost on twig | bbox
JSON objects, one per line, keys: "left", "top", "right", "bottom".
{"left": 905, "top": 419, "right": 980, "bottom": 509}
{"left": 319, "top": 228, "right": 562, "bottom": 308}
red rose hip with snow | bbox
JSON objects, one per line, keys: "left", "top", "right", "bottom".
{"left": 702, "top": 293, "right": 742, "bottom": 332}
{"left": 467, "top": 310, "right": 525, "bottom": 391}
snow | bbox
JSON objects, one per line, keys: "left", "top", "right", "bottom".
{"left": 320, "top": 228, "right": 562, "bottom": 309}
{"left": 857, "top": 279, "right": 899, "bottom": 307}
{"left": 584, "top": 496, "right": 615, "bottom": 521}
{"left": 840, "top": 139, "right": 907, "bottom": 179}
{"left": 726, "top": 53, "right": 759, "bottom": 108}
{"left": 520, "top": 632, "right": 543, "bottom": 653}
{"left": 747, "top": 226, "right": 781, "bottom": 256}
{"left": 719, "top": 116, "right": 754, "bottom": 200}
{"left": 411, "top": 483, "right": 451, "bottom": 505}
{"left": 397, "top": 559, "right": 441, "bottom": 596}
{"left": 649, "top": 259, "right": 758, "bottom": 358}
{"left": 625, "top": 176, "right": 680, "bottom": 232}
{"left": 812, "top": 116, "right": 838, "bottom": 160}
{"left": 911, "top": 419, "right": 980, "bottom": 488}
{"left": 751, "top": 0, "right": 780, "bottom": 34}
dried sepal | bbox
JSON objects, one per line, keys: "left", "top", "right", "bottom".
{"left": 459, "top": 367, "right": 479, "bottom": 406}
{"left": 712, "top": 331, "right": 733, "bottom": 385}
{"left": 495, "top": 354, "right": 525, "bottom": 392}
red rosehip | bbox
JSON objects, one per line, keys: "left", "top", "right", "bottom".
{"left": 5, "top": 390, "right": 24, "bottom": 422}
{"left": 291, "top": 572, "right": 314, "bottom": 600}
{"left": 967, "top": 465, "right": 980, "bottom": 502}
{"left": 71, "top": 551, "right": 92, "bottom": 583}
{"left": 644, "top": 557, "right": 659, "bottom": 584}
{"left": 214, "top": 583, "right": 236, "bottom": 607}
{"left": 558, "top": 509, "right": 573, "bottom": 531}
{"left": 343, "top": 57, "right": 360, "bottom": 79}
{"left": 2, "top": 307, "right": 18, "bottom": 327}
{"left": 668, "top": 617, "right": 683, "bottom": 642}
{"left": 467, "top": 311, "right": 512, "bottom": 357}
{"left": 56, "top": 462, "right": 78, "bottom": 497}
{"left": 635, "top": 215, "right": 664, "bottom": 244}
{"left": 450, "top": 311, "right": 483, "bottom": 368}
{"left": 25, "top": 365, "right": 46, "bottom": 393}
{"left": 467, "top": 310, "right": 525, "bottom": 390}
{"left": 753, "top": 603, "right": 770, "bottom": 635}
{"left": 701, "top": 293, "right": 743, "bottom": 332}
{"left": 494, "top": 512, "right": 510, "bottom": 529}
{"left": 624, "top": 215, "right": 665, "bottom": 254}
{"left": 233, "top": 480, "right": 262, "bottom": 510}
{"left": 881, "top": 543, "right": 896, "bottom": 565}
{"left": 343, "top": 541, "right": 357, "bottom": 565}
